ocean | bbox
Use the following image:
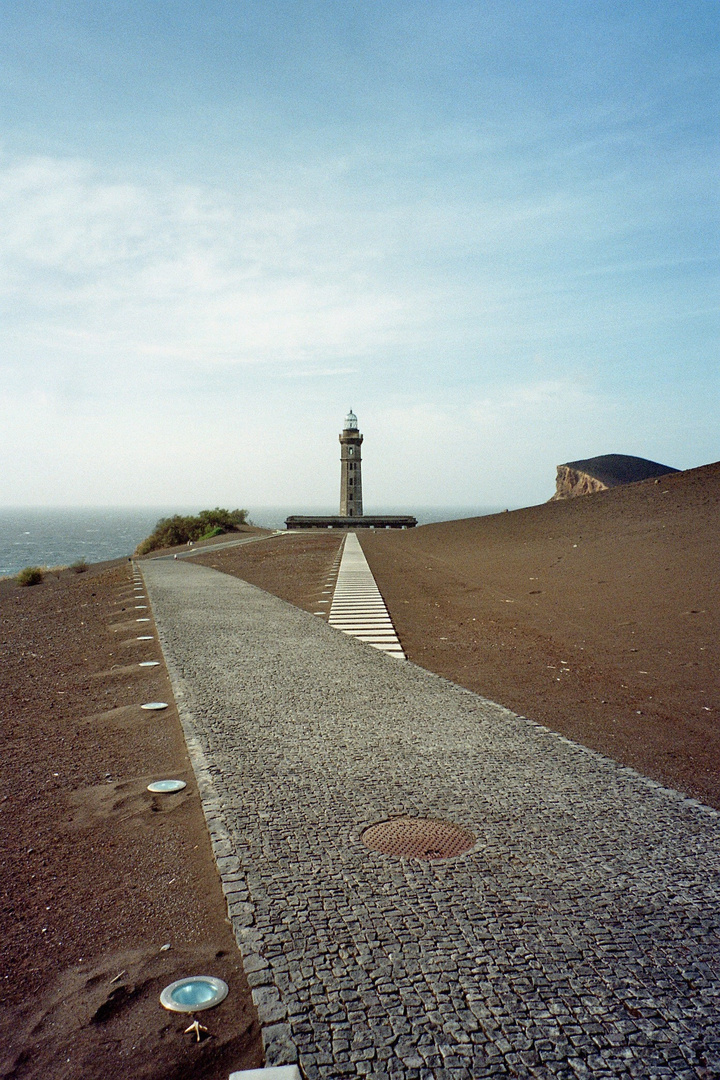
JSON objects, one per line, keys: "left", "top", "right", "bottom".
{"left": 0, "top": 505, "right": 506, "bottom": 578}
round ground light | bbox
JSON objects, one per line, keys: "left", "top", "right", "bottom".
{"left": 137, "top": 635, "right": 154, "bottom": 640}
{"left": 361, "top": 816, "right": 475, "bottom": 860}
{"left": 141, "top": 701, "right": 168, "bottom": 711}
{"left": 159, "top": 976, "right": 228, "bottom": 1013}
{"left": 147, "top": 779, "right": 186, "bottom": 793}
{"left": 139, "top": 660, "right": 160, "bottom": 667}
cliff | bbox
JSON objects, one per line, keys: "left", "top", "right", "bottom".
{"left": 552, "top": 454, "right": 679, "bottom": 500}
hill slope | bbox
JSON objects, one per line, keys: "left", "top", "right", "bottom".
{"left": 360, "top": 460, "right": 720, "bottom": 806}
{"left": 553, "top": 453, "right": 679, "bottom": 499}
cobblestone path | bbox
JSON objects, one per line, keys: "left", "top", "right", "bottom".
{"left": 149, "top": 531, "right": 283, "bottom": 561}
{"left": 140, "top": 559, "right": 720, "bottom": 1080}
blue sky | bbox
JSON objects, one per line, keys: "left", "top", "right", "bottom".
{"left": 1, "top": 1, "right": 717, "bottom": 509}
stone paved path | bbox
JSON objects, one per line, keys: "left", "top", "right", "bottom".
{"left": 140, "top": 559, "right": 720, "bottom": 1080}
{"left": 149, "top": 531, "right": 284, "bottom": 561}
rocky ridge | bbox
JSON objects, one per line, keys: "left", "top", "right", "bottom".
{"left": 552, "top": 453, "right": 679, "bottom": 499}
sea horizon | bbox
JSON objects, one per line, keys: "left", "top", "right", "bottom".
{"left": 0, "top": 504, "right": 511, "bottom": 578}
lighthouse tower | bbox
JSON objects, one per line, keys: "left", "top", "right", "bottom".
{"left": 284, "top": 409, "right": 416, "bottom": 529}
{"left": 339, "top": 409, "right": 363, "bottom": 517}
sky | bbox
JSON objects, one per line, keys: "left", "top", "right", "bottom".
{"left": 1, "top": 0, "right": 717, "bottom": 510}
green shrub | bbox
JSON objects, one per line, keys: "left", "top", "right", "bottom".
{"left": 70, "top": 558, "right": 88, "bottom": 573}
{"left": 198, "top": 526, "right": 225, "bottom": 541}
{"left": 17, "top": 566, "right": 44, "bottom": 586}
{"left": 135, "top": 508, "right": 248, "bottom": 555}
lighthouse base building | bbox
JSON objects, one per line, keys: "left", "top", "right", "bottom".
{"left": 285, "top": 514, "right": 416, "bottom": 529}
{"left": 285, "top": 410, "right": 416, "bottom": 531}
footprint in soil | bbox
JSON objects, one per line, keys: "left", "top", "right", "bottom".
{"left": 91, "top": 980, "right": 150, "bottom": 1024}
{"left": 3, "top": 946, "right": 241, "bottom": 1079}
{"left": 65, "top": 778, "right": 188, "bottom": 829}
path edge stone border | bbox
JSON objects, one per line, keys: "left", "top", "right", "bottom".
{"left": 512, "top": 709, "right": 720, "bottom": 818}
{"left": 135, "top": 563, "right": 299, "bottom": 1070}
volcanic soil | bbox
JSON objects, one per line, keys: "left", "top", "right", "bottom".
{"left": 3, "top": 461, "right": 719, "bottom": 1077}
{"left": 0, "top": 560, "right": 261, "bottom": 1080}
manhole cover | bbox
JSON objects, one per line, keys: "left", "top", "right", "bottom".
{"left": 361, "top": 816, "right": 475, "bottom": 860}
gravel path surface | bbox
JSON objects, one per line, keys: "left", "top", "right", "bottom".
{"left": 141, "top": 558, "right": 720, "bottom": 1080}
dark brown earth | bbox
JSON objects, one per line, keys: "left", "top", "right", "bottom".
{"left": 3, "top": 460, "right": 718, "bottom": 1077}
{"left": 365, "top": 462, "right": 720, "bottom": 807}
{"left": 193, "top": 532, "right": 345, "bottom": 612}
{"left": 0, "top": 560, "right": 261, "bottom": 1080}
{"left": 198, "top": 461, "right": 720, "bottom": 809}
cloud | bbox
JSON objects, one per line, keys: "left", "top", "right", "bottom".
{"left": 0, "top": 134, "right": 715, "bottom": 507}
{"left": 2, "top": 131, "right": 714, "bottom": 398}
{"left": 0, "top": 151, "right": 420, "bottom": 380}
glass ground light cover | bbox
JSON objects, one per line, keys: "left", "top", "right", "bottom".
{"left": 141, "top": 701, "right": 168, "bottom": 711}
{"left": 160, "top": 976, "right": 228, "bottom": 1012}
{"left": 138, "top": 660, "right": 160, "bottom": 666}
{"left": 147, "top": 779, "right": 187, "bottom": 793}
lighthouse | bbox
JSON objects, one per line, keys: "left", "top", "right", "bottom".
{"left": 339, "top": 409, "right": 363, "bottom": 517}
{"left": 284, "top": 409, "right": 416, "bottom": 529}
